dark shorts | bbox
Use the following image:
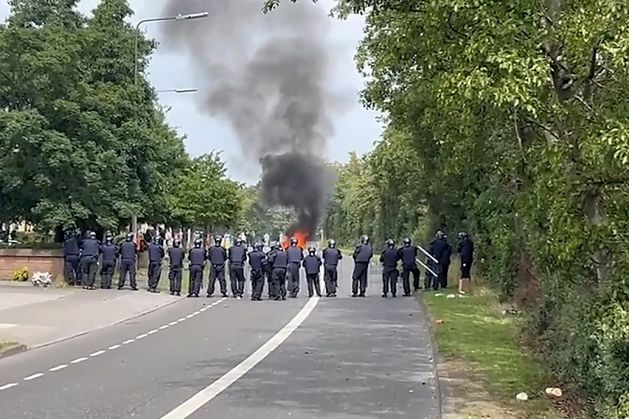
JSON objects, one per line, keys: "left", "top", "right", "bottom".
{"left": 461, "top": 262, "right": 472, "bottom": 279}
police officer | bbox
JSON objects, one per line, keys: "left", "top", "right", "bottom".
{"left": 147, "top": 237, "right": 165, "bottom": 293}
{"left": 99, "top": 235, "right": 118, "bottom": 289}
{"left": 248, "top": 242, "right": 267, "bottom": 301}
{"left": 207, "top": 236, "right": 228, "bottom": 298}
{"left": 286, "top": 237, "right": 304, "bottom": 298}
{"left": 63, "top": 227, "right": 81, "bottom": 286}
{"left": 457, "top": 232, "right": 474, "bottom": 294}
{"left": 398, "top": 237, "right": 420, "bottom": 296}
{"left": 80, "top": 231, "right": 100, "bottom": 290}
{"left": 429, "top": 230, "right": 451, "bottom": 290}
{"left": 228, "top": 238, "right": 247, "bottom": 299}
{"left": 303, "top": 247, "right": 322, "bottom": 297}
{"left": 265, "top": 242, "right": 277, "bottom": 299}
{"left": 269, "top": 244, "right": 288, "bottom": 300}
{"left": 322, "top": 239, "right": 342, "bottom": 297}
{"left": 380, "top": 239, "right": 400, "bottom": 297}
{"left": 352, "top": 235, "right": 373, "bottom": 297}
{"left": 118, "top": 233, "right": 138, "bottom": 291}
{"left": 187, "top": 238, "right": 206, "bottom": 297}
{"left": 168, "top": 239, "right": 185, "bottom": 296}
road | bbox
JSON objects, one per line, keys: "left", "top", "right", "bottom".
{"left": 0, "top": 259, "right": 440, "bottom": 418}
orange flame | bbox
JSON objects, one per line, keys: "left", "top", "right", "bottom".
{"left": 281, "top": 230, "right": 309, "bottom": 250}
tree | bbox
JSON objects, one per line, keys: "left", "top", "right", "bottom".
{"left": 0, "top": 0, "right": 188, "bottom": 234}
{"left": 167, "top": 153, "right": 243, "bottom": 231}
{"left": 284, "top": 0, "right": 629, "bottom": 414}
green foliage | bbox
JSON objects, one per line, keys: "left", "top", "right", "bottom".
{"left": 10, "top": 267, "right": 28, "bottom": 282}
{"left": 0, "top": 0, "right": 187, "bottom": 233}
{"left": 304, "top": 0, "right": 629, "bottom": 414}
{"left": 167, "top": 153, "right": 242, "bottom": 231}
{"left": 236, "top": 184, "right": 296, "bottom": 238}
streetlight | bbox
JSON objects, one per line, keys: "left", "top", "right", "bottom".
{"left": 134, "top": 12, "right": 209, "bottom": 86}
{"left": 156, "top": 88, "right": 198, "bottom": 94}
{"left": 131, "top": 11, "right": 208, "bottom": 242}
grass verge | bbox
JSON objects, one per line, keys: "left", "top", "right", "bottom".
{"left": 423, "top": 287, "right": 560, "bottom": 418}
{"left": 0, "top": 341, "right": 26, "bottom": 358}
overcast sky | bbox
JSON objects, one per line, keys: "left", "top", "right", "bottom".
{"left": 0, "top": 0, "right": 382, "bottom": 184}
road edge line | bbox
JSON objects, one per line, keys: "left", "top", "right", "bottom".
{"left": 161, "top": 296, "right": 320, "bottom": 419}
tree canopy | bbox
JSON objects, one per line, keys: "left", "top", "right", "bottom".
{"left": 269, "top": 0, "right": 629, "bottom": 415}
{"left": 0, "top": 0, "right": 241, "bottom": 236}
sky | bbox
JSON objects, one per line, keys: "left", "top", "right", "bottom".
{"left": 0, "top": 0, "right": 383, "bottom": 184}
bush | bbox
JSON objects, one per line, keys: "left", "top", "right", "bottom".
{"left": 11, "top": 267, "right": 29, "bottom": 282}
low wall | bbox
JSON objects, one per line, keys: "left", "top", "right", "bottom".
{"left": 0, "top": 248, "right": 64, "bottom": 281}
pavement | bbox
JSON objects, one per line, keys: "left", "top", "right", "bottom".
{"left": 0, "top": 259, "right": 441, "bottom": 418}
{"left": 0, "top": 281, "right": 179, "bottom": 348}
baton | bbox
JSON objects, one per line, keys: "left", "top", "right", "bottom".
{"left": 416, "top": 258, "right": 438, "bottom": 278}
{"left": 417, "top": 245, "right": 438, "bottom": 264}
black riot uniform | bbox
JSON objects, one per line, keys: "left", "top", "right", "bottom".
{"left": 168, "top": 240, "right": 185, "bottom": 296}
{"left": 248, "top": 243, "right": 267, "bottom": 301}
{"left": 429, "top": 231, "right": 451, "bottom": 290}
{"left": 457, "top": 232, "right": 474, "bottom": 279}
{"left": 228, "top": 239, "right": 247, "bottom": 298}
{"left": 399, "top": 238, "right": 420, "bottom": 295}
{"left": 380, "top": 240, "right": 400, "bottom": 297}
{"left": 63, "top": 229, "right": 81, "bottom": 286}
{"left": 286, "top": 238, "right": 304, "bottom": 298}
{"left": 99, "top": 236, "right": 118, "bottom": 289}
{"left": 269, "top": 247, "right": 288, "bottom": 300}
{"left": 188, "top": 239, "right": 206, "bottom": 297}
{"left": 322, "top": 240, "right": 342, "bottom": 297}
{"left": 147, "top": 239, "right": 165, "bottom": 292}
{"left": 80, "top": 231, "right": 100, "bottom": 290}
{"left": 118, "top": 233, "right": 138, "bottom": 290}
{"left": 352, "top": 235, "right": 373, "bottom": 297}
{"left": 303, "top": 248, "right": 322, "bottom": 297}
{"left": 265, "top": 243, "right": 277, "bottom": 299}
{"left": 207, "top": 236, "right": 228, "bottom": 298}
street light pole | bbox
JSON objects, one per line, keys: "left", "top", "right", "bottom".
{"left": 156, "top": 88, "right": 198, "bottom": 94}
{"left": 131, "top": 11, "right": 208, "bottom": 242}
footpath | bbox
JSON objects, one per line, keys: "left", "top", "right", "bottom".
{"left": 0, "top": 281, "right": 179, "bottom": 355}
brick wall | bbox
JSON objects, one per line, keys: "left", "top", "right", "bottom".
{"left": 0, "top": 249, "right": 64, "bottom": 281}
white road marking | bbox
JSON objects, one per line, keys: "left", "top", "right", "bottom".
{"left": 11, "top": 297, "right": 225, "bottom": 389}
{"left": 161, "top": 296, "right": 320, "bottom": 419}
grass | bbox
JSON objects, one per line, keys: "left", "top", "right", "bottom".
{"left": 423, "top": 287, "right": 560, "bottom": 418}
{"left": 0, "top": 341, "right": 22, "bottom": 352}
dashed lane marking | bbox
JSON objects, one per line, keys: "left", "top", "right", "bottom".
{"left": 0, "top": 297, "right": 227, "bottom": 392}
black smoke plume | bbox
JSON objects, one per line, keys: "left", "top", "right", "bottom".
{"left": 160, "top": 0, "right": 337, "bottom": 235}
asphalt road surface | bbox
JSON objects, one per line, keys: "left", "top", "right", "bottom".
{"left": 0, "top": 259, "right": 440, "bottom": 418}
